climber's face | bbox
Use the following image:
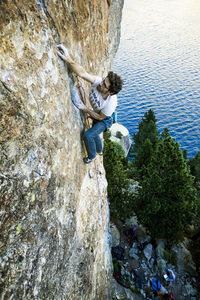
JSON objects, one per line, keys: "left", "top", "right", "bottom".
{"left": 97, "top": 77, "right": 111, "bottom": 95}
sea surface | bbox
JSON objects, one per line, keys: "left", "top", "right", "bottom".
{"left": 112, "top": 0, "right": 200, "bottom": 158}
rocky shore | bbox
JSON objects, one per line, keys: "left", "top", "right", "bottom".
{"left": 110, "top": 215, "right": 199, "bottom": 299}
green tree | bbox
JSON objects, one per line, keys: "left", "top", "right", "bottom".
{"left": 103, "top": 133, "right": 133, "bottom": 219}
{"left": 188, "top": 151, "right": 200, "bottom": 184}
{"left": 131, "top": 109, "right": 159, "bottom": 154}
{"left": 188, "top": 152, "right": 200, "bottom": 224}
{"left": 135, "top": 128, "right": 198, "bottom": 241}
{"left": 129, "top": 109, "right": 159, "bottom": 179}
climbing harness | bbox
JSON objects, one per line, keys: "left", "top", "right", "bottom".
{"left": 112, "top": 111, "right": 117, "bottom": 123}
{"left": 102, "top": 116, "right": 113, "bottom": 131}
{"left": 75, "top": 76, "right": 91, "bottom": 129}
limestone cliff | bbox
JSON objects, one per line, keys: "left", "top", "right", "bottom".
{"left": 0, "top": 1, "right": 124, "bottom": 299}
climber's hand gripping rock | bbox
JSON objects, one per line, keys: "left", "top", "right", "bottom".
{"left": 57, "top": 44, "right": 73, "bottom": 64}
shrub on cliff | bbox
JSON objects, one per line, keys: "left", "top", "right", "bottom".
{"left": 103, "top": 132, "right": 134, "bottom": 219}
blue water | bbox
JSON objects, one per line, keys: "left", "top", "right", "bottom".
{"left": 113, "top": 0, "right": 200, "bottom": 158}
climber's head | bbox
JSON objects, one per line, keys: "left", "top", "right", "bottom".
{"left": 97, "top": 72, "right": 123, "bottom": 97}
{"left": 107, "top": 71, "right": 123, "bottom": 95}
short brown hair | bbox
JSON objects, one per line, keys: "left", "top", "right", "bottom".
{"left": 107, "top": 71, "right": 123, "bottom": 95}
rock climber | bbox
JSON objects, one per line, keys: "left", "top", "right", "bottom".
{"left": 57, "top": 44, "right": 123, "bottom": 164}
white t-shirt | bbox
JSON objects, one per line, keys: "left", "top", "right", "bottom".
{"left": 89, "top": 76, "right": 117, "bottom": 116}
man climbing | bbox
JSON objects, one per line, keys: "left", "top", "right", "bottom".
{"left": 57, "top": 44, "right": 123, "bottom": 164}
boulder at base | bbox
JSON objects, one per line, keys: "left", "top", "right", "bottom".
{"left": 110, "top": 123, "right": 132, "bottom": 156}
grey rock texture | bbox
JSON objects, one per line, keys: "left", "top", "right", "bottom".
{"left": 110, "top": 123, "right": 132, "bottom": 156}
{"left": 0, "top": 0, "right": 124, "bottom": 299}
{"left": 111, "top": 221, "right": 198, "bottom": 299}
{"left": 110, "top": 222, "right": 121, "bottom": 247}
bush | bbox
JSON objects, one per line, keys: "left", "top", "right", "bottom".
{"left": 103, "top": 135, "right": 134, "bottom": 219}
{"left": 163, "top": 250, "right": 177, "bottom": 267}
{"left": 112, "top": 142, "right": 126, "bottom": 157}
{"left": 116, "top": 131, "right": 123, "bottom": 139}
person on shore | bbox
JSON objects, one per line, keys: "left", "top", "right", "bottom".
{"left": 124, "top": 225, "right": 137, "bottom": 246}
{"left": 151, "top": 278, "right": 168, "bottom": 297}
{"left": 57, "top": 44, "right": 123, "bottom": 164}
{"left": 164, "top": 269, "right": 175, "bottom": 285}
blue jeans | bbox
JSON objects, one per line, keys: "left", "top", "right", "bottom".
{"left": 83, "top": 121, "right": 106, "bottom": 159}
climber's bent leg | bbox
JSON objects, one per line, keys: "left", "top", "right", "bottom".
{"left": 83, "top": 121, "right": 106, "bottom": 159}
{"left": 94, "top": 134, "right": 103, "bottom": 154}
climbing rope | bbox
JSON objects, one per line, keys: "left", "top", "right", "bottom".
{"left": 75, "top": 75, "right": 92, "bottom": 129}
{"left": 75, "top": 75, "right": 103, "bottom": 226}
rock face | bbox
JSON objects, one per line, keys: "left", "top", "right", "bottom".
{"left": 0, "top": 1, "right": 124, "bottom": 299}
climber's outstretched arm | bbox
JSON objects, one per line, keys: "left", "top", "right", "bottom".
{"left": 57, "top": 44, "right": 96, "bottom": 84}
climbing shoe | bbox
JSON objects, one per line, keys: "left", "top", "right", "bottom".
{"left": 83, "top": 157, "right": 95, "bottom": 164}
{"left": 97, "top": 152, "right": 103, "bottom": 156}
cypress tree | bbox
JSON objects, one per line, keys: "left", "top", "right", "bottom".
{"left": 131, "top": 109, "right": 159, "bottom": 154}
{"left": 135, "top": 128, "right": 198, "bottom": 241}
{"left": 188, "top": 151, "right": 200, "bottom": 184}
{"left": 130, "top": 109, "right": 159, "bottom": 179}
